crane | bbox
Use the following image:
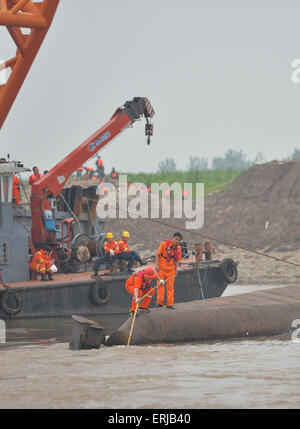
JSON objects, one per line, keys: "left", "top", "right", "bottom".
{"left": 0, "top": 0, "right": 60, "bottom": 129}
{"left": 30, "top": 96, "right": 155, "bottom": 248}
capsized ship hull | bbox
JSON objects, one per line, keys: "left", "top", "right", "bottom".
{"left": 106, "top": 285, "right": 300, "bottom": 346}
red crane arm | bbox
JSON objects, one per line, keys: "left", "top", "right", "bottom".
{"left": 30, "top": 97, "right": 154, "bottom": 244}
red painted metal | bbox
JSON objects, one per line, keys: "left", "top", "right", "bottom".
{"left": 30, "top": 98, "right": 154, "bottom": 244}
{"left": 0, "top": 0, "right": 60, "bottom": 129}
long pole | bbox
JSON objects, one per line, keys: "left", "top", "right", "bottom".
{"left": 127, "top": 301, "right": 140, "bottom": 346}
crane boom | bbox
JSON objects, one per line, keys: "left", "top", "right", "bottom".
{"left": 30, "top": 97, "right": 155, "bottom": 245}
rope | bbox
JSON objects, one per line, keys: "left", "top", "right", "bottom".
{"left": 85, "top": 199, "right": 98, "bottom": 236}
{"left": 58, "top": 192, "right": 83, "bottom": 233}
{"left": 96, "top": 198, "right": 300, "bottom": 269}
{"left": 196, "top": 267, "right": 207, "bottom": 300}
{"left": 238, "top": 265, "right": 265, "bottom": 286}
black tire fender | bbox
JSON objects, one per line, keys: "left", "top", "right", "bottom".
{"left": 0, "top": 289, "right": 23, "bottom": 316}
{"left": 221, "top": 258, "right": 238, "bottom": 283}
{"left": 90, "top": 281, "right": 110, "bottom": 306}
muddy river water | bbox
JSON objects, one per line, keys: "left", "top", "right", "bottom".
{"left": 0, "top": 284, "right": 299, "bottom": 409}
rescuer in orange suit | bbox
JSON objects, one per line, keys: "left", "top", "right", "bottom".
{"left": 110, "top": 167, "right": 119, "bottom": 180}
{"left": 125, "top": 266, "right": 158, "bottom": 316}
{"left": 29, "top": 166, "right": 43, "bottom": 189}
{"left": 30, "top": 246, "right": 55, "bottom": 281}
{"left": 91, "top": 232, "right": 118, "bottom": 278}
{"left": 83, "top": 165, "right": 94, "bottom": 180}
{"left": 12, "top": 175, "right": 20, "bottom": 205}
{"left": 155, "top": 232, "right": 183, "bottom": 309}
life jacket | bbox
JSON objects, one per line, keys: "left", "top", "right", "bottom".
{"left": 29, "top": 173, "right": 43, "bottom": 186}
{"left": 111, "top": 172, "right": 117, "bottom": 178}
{"left": 96, "top": 159, "right": 104, "bottom": 168}
{"left": 162, "top": 239, "right": 181, "bottom": 263}
{"left": 103, "top": 240, "right": 117, "bottom": 253}
{"left": 116, "top": 239, "right": 130, "bottom": 254}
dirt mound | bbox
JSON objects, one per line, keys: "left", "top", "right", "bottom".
{"left": 100, "top": 161, "right": 300, "bottom": 254}
{"left": 201, "top": 160, "right": 300, "bottom": 252}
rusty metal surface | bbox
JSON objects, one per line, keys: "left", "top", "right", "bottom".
{"left": 106, "top": 285, "right": 300, "bottom": 346}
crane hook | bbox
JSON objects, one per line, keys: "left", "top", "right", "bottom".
{"left": 145, "top": 120, "right": 153, "bottom": 146}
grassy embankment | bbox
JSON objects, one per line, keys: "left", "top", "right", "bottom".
{"left": 124, "top": 169, "right": 242, "bottom": 197}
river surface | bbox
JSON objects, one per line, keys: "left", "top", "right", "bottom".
{"left": 0, "top": 284, "right": 299, "bottom": 409}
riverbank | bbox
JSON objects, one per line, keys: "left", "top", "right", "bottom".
{"left": 216, "top": 244, "right": 300, "bottom": 285}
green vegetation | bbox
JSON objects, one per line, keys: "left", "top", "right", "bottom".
{"left": 124, "top": 169, "right": 242, "bottom": 197}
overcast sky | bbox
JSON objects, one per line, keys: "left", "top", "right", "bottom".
{"left": 1, "top": 0, "right": 300, "bottom": 175}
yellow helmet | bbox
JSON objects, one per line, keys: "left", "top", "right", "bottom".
{"left": 106, "top": 232, "right": 114, "bottom": 238}
{"left": 122, "top": 231, "right": 130, "bottom": 238}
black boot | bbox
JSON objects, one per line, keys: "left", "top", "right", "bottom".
{"left": 41, "top": 273, "right": 48, "bottom": 281}
{"left": 47, "top": 273, "right": 54, "bottom": 281}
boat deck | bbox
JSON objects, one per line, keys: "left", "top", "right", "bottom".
{"left": 1, "top": 258, "right": 210, "bottom": 289}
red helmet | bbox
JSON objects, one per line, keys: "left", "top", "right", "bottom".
{"left": 143, "top": 267, "right": 156, "bottom": 279}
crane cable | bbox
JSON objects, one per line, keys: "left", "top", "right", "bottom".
{"left": 96, "top": 195, "right": 300, "bottom": 269}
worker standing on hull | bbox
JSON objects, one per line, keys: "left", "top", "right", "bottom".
{"left": 155, "top": 232, "right": 183, "bottom": 309}
{"left": 116, "top": 231, "right": 146, "bottom": 273}
{"left": 125, "top": 267, "right": 157, "bottom": 316}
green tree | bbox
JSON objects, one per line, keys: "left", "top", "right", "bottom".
{"left": 157, "top": 158, "right": 177, "bottom": 173}
{"left": 290, "top": 148, "right": 300, "bottom": 160}
{"left": 187, "top": 156, "right": 208, "bottom": 171}
{"left": 212, "top": 149, "right": 251, "bottom": 170}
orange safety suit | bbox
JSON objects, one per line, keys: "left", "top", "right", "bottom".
{"left": 125, "top": 269, "right": 155, "bottom": 312}
{"left": 156, "top": 240, "right": 182, "bottom": 307}
{"left": 12, "top": 175, "right": 20, "bottom": 205}
{"left": 103, "top": 240, "right": 117, "bottom": 253}
{"left": 30, "top": 250, "right": 52, "bottom": 274}
{"left": 115, "top": 239, "right": 130, "bottom": 254}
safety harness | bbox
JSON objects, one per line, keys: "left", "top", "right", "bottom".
{"left": 162, "top": 239, "right": 181, "bottom": 263}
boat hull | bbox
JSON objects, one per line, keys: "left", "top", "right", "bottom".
{"left": 0, "top": 262, "right": 233, "bottom": 341}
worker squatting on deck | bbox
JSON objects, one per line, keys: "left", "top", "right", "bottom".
{"left": 30, "top": 246, "right": 57, "bottom": 281}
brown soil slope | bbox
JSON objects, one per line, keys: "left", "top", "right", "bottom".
{"left": 201, "top": 160, "right": 300, "bottom": 252}
{"left": 101, "top": 160, "right": 300, "bottom": 254}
